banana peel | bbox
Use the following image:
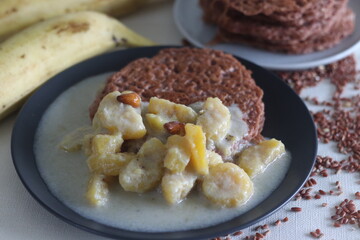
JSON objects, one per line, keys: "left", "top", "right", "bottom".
{"left": 0, "top": 0, "right": 156, "bottom": 41}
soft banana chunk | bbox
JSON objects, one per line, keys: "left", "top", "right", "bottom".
{"left": 145, "top": 113, "right": 168, "bottom": 132}
{"left": 197, "top": 97, "right": 230, "bottom": 141}
{"left": 237, "top": 139, "right": 285, "bottom": 178}
{"left": 202, "top": 163, "right": 253, "bottom": 208}
{"left": 148, "top": 97, "right": 197, "bottom": 123}
{"left": 91, "top": 134, "right": 123, "bottom": 155}
{"left": 59, "top": 126, "right": 94, "bottom": 152}
{"left": 161, "top": 171, "right": 197, "bottom": 204}
{"left": 145, "top": 98, "right": 197, "bottom": 136}
{"left": 174, "top": 104, "right": 198, "bottom": 123}
{"left": 206, "top": 150, "right": 223, "bottom": 167}
{"left": 185, "top": 124, "right": 208, "bottom": 175}
{"left": 119, "top": 138, "right": 166, "bottom": 193}
{"left": 147, "top": 97, "right": 173, "bottom": 117}
{"left": 93, "top": 92, "right": 146, "bottom": 139}
{"left": 87, "top": 152, "right": 135, "bottom": 176}
{"left": 82, "top": 133, "right": 95, "bottom": 156}
{"left": 164, "top": 135, "right": 191, "bottom": 173}
{"left": 86, "top": 174, "right": 109, "bottom": 206}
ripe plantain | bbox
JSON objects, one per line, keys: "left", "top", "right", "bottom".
{"left": 86, "top": 174, "right": 109, "bottom": 206}
{"left": 0, "top": 0, "right": 153, "bottom": 41}
{"left": 202, "top": 162, "right": 254, "bottom": 208}
{"left": 237, "top": 138, "right": 285, "bottom": 178}
{"left": 0, "top": 11, "right": 155, "bottom": 120}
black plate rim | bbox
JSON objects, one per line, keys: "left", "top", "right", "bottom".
{"left": 11, "top": 46, "right": 317, "bottom": 240}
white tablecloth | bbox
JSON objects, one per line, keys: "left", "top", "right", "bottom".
{"left": 0, "top": 1, "right": 359, "bottom": 239}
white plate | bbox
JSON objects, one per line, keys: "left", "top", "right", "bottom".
{"left": 173, "top": 0, "right": 360, "bottom": 70}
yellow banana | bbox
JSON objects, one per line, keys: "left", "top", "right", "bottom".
{"left": 0, "top": 11, "right": 155, "bottom": 120}
{"left": 0, "top": 0, "right": 152, "bottom": 41}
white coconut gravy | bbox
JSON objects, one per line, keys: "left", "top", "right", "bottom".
{"left": 34, "top": 72, "right": 291, "bottom": 232}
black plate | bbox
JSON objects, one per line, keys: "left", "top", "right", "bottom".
{"left": 11, "top": 46, "right": 317, "bottom": 240}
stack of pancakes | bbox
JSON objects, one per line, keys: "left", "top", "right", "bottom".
{"left": 200, "top": 0, "right": 355, "bottom": 54}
